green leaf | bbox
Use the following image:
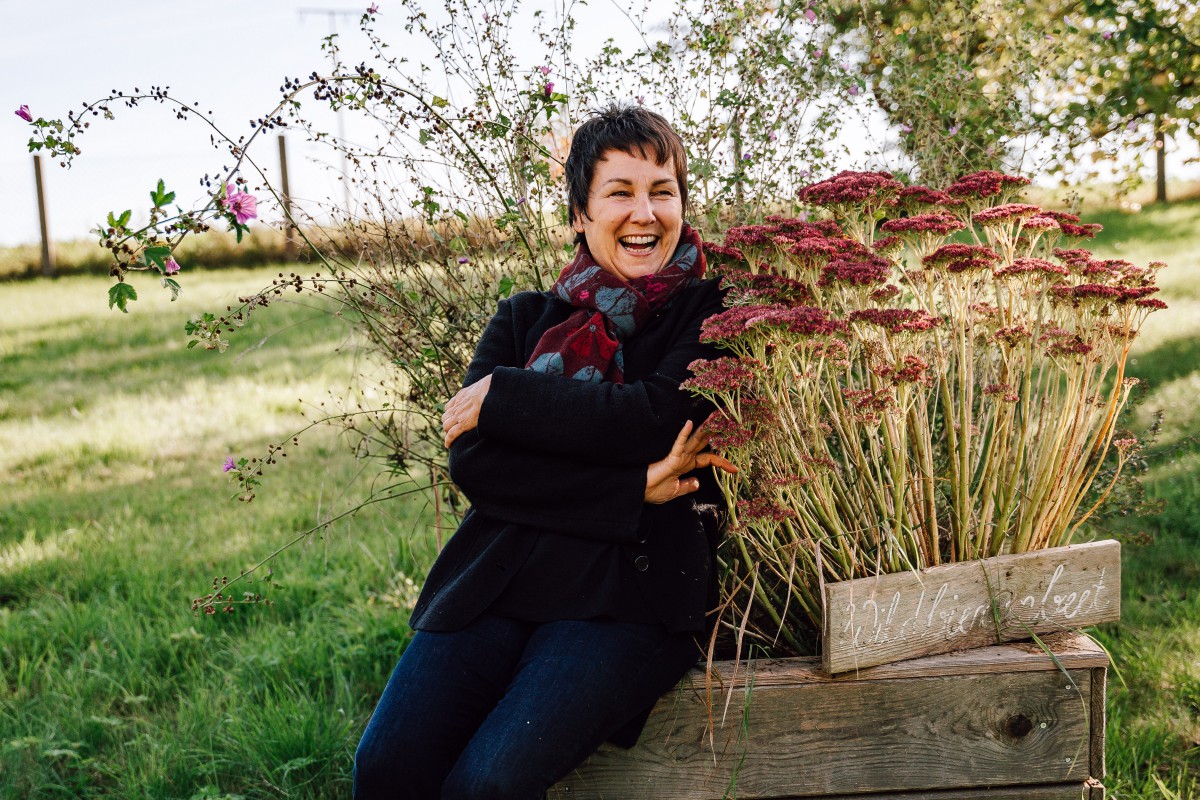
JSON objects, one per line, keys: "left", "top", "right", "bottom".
{"left": 143, "top": 245, "right": 172, "bottom": 272}
{"left": 497, "top": 276, "right": 515, "bottom": 298}
{"left": 431, "top": 95, "right": 448, "bottom": 108}
{"left": 161, "top": 277, "right": 182, "bottom": 301}
{"left": 108, "top": 282, "right": 138, "bottom": 313}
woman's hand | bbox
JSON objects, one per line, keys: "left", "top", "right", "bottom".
{"left": 442, "top": 374, "right": 492, "bottom": 448}
{"left": 645, "top": 417, "right": 738, "bottom": 504}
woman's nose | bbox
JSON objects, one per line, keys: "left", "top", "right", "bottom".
{"left": 630, "top": 193, "right": 655, "bottom": 223}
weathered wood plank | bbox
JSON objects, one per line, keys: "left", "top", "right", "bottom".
{"left": 767, "top": 784, "right": 1096, "bottom": 800}
{"left": 700, "top": 631, "right": 1107, "bottom": 691}
{"left": 822, "top": 540, "right": 1120, "bottom": 673}
{"left": 1087, "top": 777, "right": 1107, "bottom": 799}
{"left": 550, "top": 666, "right": 1094, "bottom": 799}
{"left": 1090, "top": 667, "right": 1107, "bottom": 779}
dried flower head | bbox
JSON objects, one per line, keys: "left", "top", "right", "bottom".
{"left": 945, "top": 170, "right": 1030, "bottom": 200}
{"left": 880, "top": 212, "right": 964, "bottom": 236}
{"left": 798, "top": 170, "right": 903, "bottom": 207}
{"left": 682, "top": 357, "right": 762, "bottom": 392}
{"left": 818, "top": 256, "right": 891, "bottom": 287}
{"left": 848, "top": 308, "right": 942, "bottom": 334}
{"left": 972, "top": 203, "right": 1042, "bottom": 225}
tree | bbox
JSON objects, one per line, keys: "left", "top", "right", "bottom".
{"left": 827, "top": 0, "right": 1069, "bottom": 186}
{"left": 1053, "top": 0, "right": 1200, "bottom": 202}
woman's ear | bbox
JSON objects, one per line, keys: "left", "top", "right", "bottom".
{"left": 572, "top": 212, "right": 586, "bottom": 234}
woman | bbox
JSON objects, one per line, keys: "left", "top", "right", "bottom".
{"left": 353, "top": 103, "right": 735, "bottom": 800}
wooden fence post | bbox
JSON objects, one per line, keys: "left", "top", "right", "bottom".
{"left": 278, "top": 135, "right": 299, "bottom": 260}
{"left": 33, "top": 155, "right": 55, "bottom": 276}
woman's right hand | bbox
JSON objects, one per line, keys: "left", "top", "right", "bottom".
{"left": 644, "top": 417, "right": 738, "bottom": 504}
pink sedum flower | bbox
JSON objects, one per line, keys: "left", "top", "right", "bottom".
{"left": 15, "top": 105, "right": 32, "bottom": 122}
{"left": 222, "top": 185, "right": 258, "bottom": 224}
{"left": 223, "top": 456, "right": 237, "bottom": 473}
{"left": 164, "top": 257, "right": 181, "bottom": 275}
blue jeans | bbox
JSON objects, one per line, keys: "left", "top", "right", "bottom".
{"left": 353, "top": 614, "right": 700, "bottom": 799}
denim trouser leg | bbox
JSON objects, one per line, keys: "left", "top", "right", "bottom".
{"left": 353, "top": 615, "right": 699, "bottom": 800}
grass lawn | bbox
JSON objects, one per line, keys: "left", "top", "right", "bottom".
{"left": 2, "top": 198, "right": 1199, "bottom": 798}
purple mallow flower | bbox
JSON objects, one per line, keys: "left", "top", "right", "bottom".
{"left": 164, "top": 257, "right": 181, "bottom": 275}
{"left": 804, "top": 8, "right": 816, "bottom": 22}
{"left": 222, "top": 184, "right": 258, "bottom": 224}
{"left": 457, "top": 256, "right": 470, "bottom": 264}
{"left": 543, "top": 81, "right": 554, "bottom": 99}
{"left": 15, "top": 105, "right": 32, "bottom": 122}
{"left": 223, "top": 456, "right": 237, "bottom": 473}
{"left": 367, "top": 3, "right": 380, "bottom": 14}
{"left": 539, "top": 66, "right": 551, "bottom": 76}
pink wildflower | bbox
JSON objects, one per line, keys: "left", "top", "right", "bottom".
{"left": 543, "top": 81, "right": 554, "bottom": 98}
{"left": 15, "top": 105, "right": 32, "bottom": 122}
{"left": 223, "top": 456, "right": 237, "bottom": 473}
{"left": 804, "top": 7, "right": 817, "bottom": 22}
{"left": 164, "top": 257, "right": 181, "bottom": 275}
{"left": 222, "top": 185, "right": 258, "bottom": 224}
{"left": 367, "top": 3, "right": 380, "bottom": 13}
{"left": 539, "top": 66, "right": 551, "bottom": 76}
{"left": 457, "top": 256, "right": 470, "bottom": 264}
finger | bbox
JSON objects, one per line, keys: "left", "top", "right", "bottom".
{"left": 675, "top": 477, "right": 701, "bottom": 497}
{"left": 668, "top": 420, "right": 694, "bottom": 456}
{"left": 696, "top": 453, "right": 739, "bottom": 474}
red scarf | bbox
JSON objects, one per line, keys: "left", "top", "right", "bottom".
{"left": 526, "top": 225, "right": 706, "bottom": 383}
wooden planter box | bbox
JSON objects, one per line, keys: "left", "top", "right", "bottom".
{"left": 550, "top": 632, "right": 1108, "bottom": 800}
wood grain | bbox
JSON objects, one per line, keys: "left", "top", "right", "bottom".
{"left": 550, "top": 661, "right": 1095, "bottom": 799}
{"left": 822, "top": 540, "right": 1120, "bottom": 673}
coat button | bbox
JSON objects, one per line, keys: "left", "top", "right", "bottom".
{"left": 634, "top": 555, "right": 650, "bottom": 572}
{"left": 635, "top": 532, "right": 648, "bottom": 544}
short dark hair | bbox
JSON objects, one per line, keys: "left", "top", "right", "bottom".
{"left": 565, "top": 103, "right": 689, "bottom": 229}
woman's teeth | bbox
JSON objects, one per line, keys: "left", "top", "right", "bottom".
{"left": 620, "top": 235, "right": 658, "bottom": 252}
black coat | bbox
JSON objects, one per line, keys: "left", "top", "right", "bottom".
{"left": 409, "top": 277, "right": 727, "bottom": 634}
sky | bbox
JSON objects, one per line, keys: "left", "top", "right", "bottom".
{"left": 4, "top": 1, "right": 1198, "bottom": 249}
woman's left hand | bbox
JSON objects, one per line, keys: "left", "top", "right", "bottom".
{"left": 644, "top": 417, "right": 738, "bottom": 504}
{"left": 442, "top": 374, "right": 492, "bottom": 448}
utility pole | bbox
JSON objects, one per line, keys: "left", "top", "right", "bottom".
{"left": 299, "top": 7, "right": 360, "bottom": 215}
{"left": 278, "top": 135, "right": 299, "bottom": 260}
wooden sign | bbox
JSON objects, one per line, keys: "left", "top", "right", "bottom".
{"left": 821, "top": 539, "right": 1120, "bottom": 674}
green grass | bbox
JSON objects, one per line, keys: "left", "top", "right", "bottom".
{"left": 1085, "top": 199, "right": 1200, "bottom": 800}
{"left": 2, "top": 199, "right": 1200, "bottom": 798}
{"left": 0, "top": 267, "right": 438, "bottom": 799}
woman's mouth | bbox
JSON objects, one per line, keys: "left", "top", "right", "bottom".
{"left": 619, "top": 234, "right": 659, "bottom": 255}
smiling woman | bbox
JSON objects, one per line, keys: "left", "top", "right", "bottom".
{"left": 351, "top": 103, "right": 736, "bottom": 800}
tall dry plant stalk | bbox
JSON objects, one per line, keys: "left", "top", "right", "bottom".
{"left": 686, "top": 170, "right": 1166, "bottom": 655}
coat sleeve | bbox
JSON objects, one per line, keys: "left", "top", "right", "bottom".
{"left": 446, "top": 297, "right": 647, "bottom": 543}
{"left": 474, "top": 282, "right": 726, "bottom": 467}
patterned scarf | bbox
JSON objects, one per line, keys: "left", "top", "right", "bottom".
{"left": 525, "top": 224, "right": 706, "bottom": 384}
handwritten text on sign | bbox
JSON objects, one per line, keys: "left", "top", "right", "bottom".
{"left": 821, "top": 540, "right": 1121, "bottom": 673}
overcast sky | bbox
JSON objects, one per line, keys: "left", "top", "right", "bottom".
{"left": 4, "top": 1, "right": 1197, "bottom": 248}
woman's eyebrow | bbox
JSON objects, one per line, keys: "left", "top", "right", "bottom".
{"left": 600, "top": 177, "right": 678, "bottom": 187}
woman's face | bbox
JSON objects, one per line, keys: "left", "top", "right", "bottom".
{"left": 572, "top": 149, "right": 683, "bottom": 282}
